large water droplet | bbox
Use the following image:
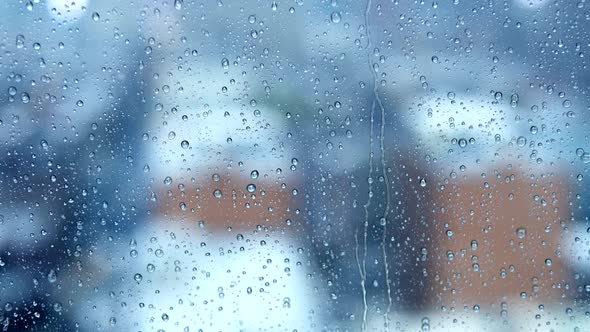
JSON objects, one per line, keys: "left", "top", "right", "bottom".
{"left": 221, "top": 58, "right": 229, "bottom": 69}
{"left": 330, "top": 12, "right": 341, "bottom": 23}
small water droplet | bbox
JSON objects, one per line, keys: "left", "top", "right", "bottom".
{"left": 458, "top": 138, "right": 467, "bottom": 148}
{"left": 47, "top": 269, "right": 57, "bottom": 283}
{"left": 516, "top": 227, "right": 526, "bottom": 239}
{"left": 21, "top": 92, "right": 30, "bottom": 104}
{"left": 7, "top": 86, "right": 17, "bottom": 96}
{"left": 16, "top": 35, "right": 25, "bottom": 49}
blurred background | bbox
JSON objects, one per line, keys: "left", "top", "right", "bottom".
{"left": 0, "top": 0, "right": 589, "bottom": 331}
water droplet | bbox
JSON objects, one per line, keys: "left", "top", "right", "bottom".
{"left": 134, "top": 273, "right": 143, "bottom": 283}
{"left": 221, "top": 58, "right": 229, "bottom": 69}
{"left": 16, "top": 35, "right": 25, "bottom": 49}
{"left": 213, "top": 189, "right": 222, "bottom": 198}
{"left": 7, "top": 86, "right": 17, "bottom": 96}
{"left": 247, "top": 184, "right": 256, "bottom": 193}
{"left": 47, "top": 269, "right": 57, "bottom": 283}
{"left": 181, "top": 140, "right": 189, "bottom": 149}
{"left": 174, "top": 0, "right": 183, "bottom": 10}
{"left": 330, "top": 12, "right": 341, "bottom": 23}
{"left": 516, "top": 227, "right": 526, "bottom": 239}
{"left": 250, "top": 170, "right": 259, "bottom": 179}
{"left": 446, "top": 250, "right": 454, "bottom": 261}
{"left": 458, "top": 138, "right": 467, "bottom": 148}
{"left": 92, "top": 12, "right": 100, "bottom": 21}
{"left": 516, "top": 136, "right": 527, "bottom": 147}
{"left": 420, "top": 178, "right": 427, "bottom": 187}
{"left": 21, "top": 92, "right": 30, "bottom": 104}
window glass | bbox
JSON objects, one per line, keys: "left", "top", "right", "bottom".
{"left": 0, "top": 0, "right": 589, "bottom": 331}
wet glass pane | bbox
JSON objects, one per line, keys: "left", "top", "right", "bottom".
{"left": 0, "top": 0, "right": 589, "bottom": 331}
